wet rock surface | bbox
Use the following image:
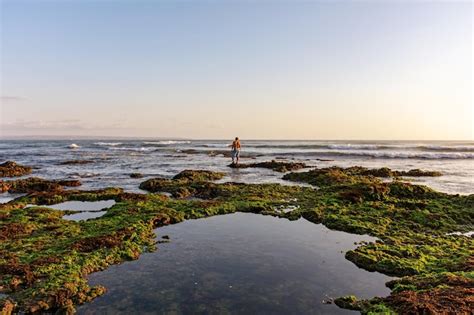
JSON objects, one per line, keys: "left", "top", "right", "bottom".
{"left": 59, "top": 160, "right": 94, "bottom": 165}
{"left": 0, "top": 165, "right": 472, "bottom": 314}
{"left": 0, "top": 161, "right": 32, "bottom": 178}
{"left": 228, "top": 160, "right": 308, "bottom": 172}
{"left": 0, "top": 177, "right": 82, "bottom": 194}
{"left": 172, "top": 169, "right": 225, "bottom": 181}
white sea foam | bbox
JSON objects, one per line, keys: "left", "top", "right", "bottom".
{"left": 109, "top": 147, "right": 154, "bottom": 152}
{"left": 289, "top": 150, "right": 474, "bottom": 159}
{"left": 143, "top": 140, "right": 191, "bottom": 145}
{"left": 328, "top": 144, "right": 382, "bottom": 150}
{"left": 421, "top": 145, "right": 474, "bottom": 152}
{"left": 94, "top": 142, "right": 122, "bottom": 146}
{"left": 339, "top": 151, "right": 474, "bottom": 159}
{"left": 68, "top": 143, "right": 80, "bottom": 149}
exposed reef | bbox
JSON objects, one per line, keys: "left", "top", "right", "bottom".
{"left": 228, "top": 160, "right": 308, "bottom": 172}
{"left": 59, "top": 160, "right": 94, "bottom": 165}
{"left": 0, "top": 165, "right": 472, "bottom": 314}
{"left": 0, "top": 161, "right": 32, "bottom": 178}
{"left": 0, "top": 177, "right": 81, "bottom": 194}
{"left": 282, "top": 166, "right": 442, "bottom": 186}
{"left": 172, "top": 169, "right": 225, "bottom": 181}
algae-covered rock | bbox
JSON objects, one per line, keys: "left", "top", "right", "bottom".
{"left": 139, "top": 178, "right": 192, "bottom": 197}
{"left": 283, "top": 167, "right": 367, "bottom": 187}
{"left": 383, "top": 272, "right": 474, "bottom": 314}
{"left": 0, "top": 161, "right": 32, "bottom": 178}
{"left": 395, "top": 169, "right": 442, "bottom": 177}
{"left": 59, "top": 160, "right": 94, "bottom": 165}
{"left": 0, "top": 299, "right": 15, "bottom": 315}
{"left": 388, "top": 181, "right": 439, "bottom": 199}
{"left": 283, "top": 167, "right": 442, "bottom": 187}
{"left": 334, "top": 296, "right": 360, "bottom": 310}
{"left": 172, "top": 170, "right": 225, "bottom": 181}
{"left": 140, "top": 170, "right": 226, "bottom": 198}
{"left": 338, "top": 182, "right": 390, "bottom": 202}
{"left": 0, "top": 177, "right": 82, "bottom": 194}
{"left": 229, "top": 160, "right": 308, "bottom": 172}
{"left": 0, "top": 164, "right": 471, "bottom": 314}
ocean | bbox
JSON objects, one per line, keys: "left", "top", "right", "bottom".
{"left": 0, "top": 139, "right": 472, "bottom": 195}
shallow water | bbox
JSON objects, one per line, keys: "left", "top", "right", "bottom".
{"left": 46, "top": 200, "right": 116, "bottom": 211}
{"left": 0, "top": 193, "right": 25, "bottom": 204}
{"left": 78, "top": 213, "right": 393, "bottom": 314}
{"left": 1, "top": 139, "right": 472, "bottom": 194}
{"left": 63, "top": 211, "right": 108, "bottom": 221}
{"left": 44, "top": 200, "right": 115, "bottom": 221}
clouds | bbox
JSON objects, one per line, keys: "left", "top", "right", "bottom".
{"left": 1, "top": 119, "right": 85, "bottom": 130}
{"left": 0, "top": 119, "right": 133, "bottom": 137}
{"left": 1, "top": 96, "right": 25, "bottom": 102}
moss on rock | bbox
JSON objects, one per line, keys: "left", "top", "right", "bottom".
{"left": 0, "top": 161, "right": 32, "bottom": 178}
{"left": 229, "top": 160, "right": 308, "bottom": 172}
{"left": 0, "top": 177, "right": 82, "bottom": 194}
{"left": 172, "top": 169, "right": 225, "bottom": 181}
{"left": 0, "top": 165, "right": 471, "bottom": 314}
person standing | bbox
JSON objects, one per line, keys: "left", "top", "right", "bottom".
{"left": 229, "top": 137, "right": 241, "bottom": 165}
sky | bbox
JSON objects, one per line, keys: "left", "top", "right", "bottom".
{"left": 0, "top": 0, "right": 472, "bottom": 140}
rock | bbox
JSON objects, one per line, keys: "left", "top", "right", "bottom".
{"left": 228, "top": 160, "right": 308, "bottom": 172}
{"left": 130, "top": 173, "right": 144, "bottom": 178}
{"left": 0, "top": 299, "right": 15, "bottom": 315}
{"left": 172, "top": 170, "right": 225, "bottom": 182}
{"left": 283, "top": 166, "right": 443, "bottom": 187}
{"left": 59, "top": 160, "right": 94, "bottom": 165}
{"left": 334, "top": 296, "right": 360, "bottom": 310}
{"left": 0, "top": 177, "right": 81, "bottom": 194}
{"left": 0, "top": 161, "right": 32, "bottom": 177}
{"left": 56, "top": 179, "right": 82, "bottom": 187}
{"left": 396, "top": 169, "right": 442, "bottom": 177}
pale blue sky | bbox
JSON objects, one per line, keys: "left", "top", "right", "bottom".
{"left": 1, "top": 0, "right": 472, "bottom": 139}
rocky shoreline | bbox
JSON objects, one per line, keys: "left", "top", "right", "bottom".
{"left": 0, "top": 161, "right": 472, "bottom": 314}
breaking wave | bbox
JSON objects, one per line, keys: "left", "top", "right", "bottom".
{"left": 250, "top": 143, "right": 474, "bottom": 152}
{"left": 297, "top": 150, "right": 474, "bottom": 160}
{"left": 143, "top": 140, "right": 192, "bottom": 146}
{"left": 94, "top": 142, "right": 123, "bottom": 146}
{"left": 108, "top": 147, "right": 155, "bottom": 152}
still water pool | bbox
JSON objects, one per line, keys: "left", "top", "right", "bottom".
{"left": 78, "top": 213, "right": 393, "bottom": 314}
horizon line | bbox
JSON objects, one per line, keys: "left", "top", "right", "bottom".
{"left": 0, "top": 135, "right": 472, "bottom": 142}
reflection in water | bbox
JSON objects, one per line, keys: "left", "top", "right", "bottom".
{"left": 46, "top": 200, "right": 116, "bottom": 211}
{"left": 0, "top": 193, "right": 25, "bottom": 204}
{"left": 63, "top": 211, "right": 108, "bottom": 222}
{"left": 78, "top": 213, "right": 393, "bottom": 314}
{"left": 44, "top": 200, "right": 116, "bottom": 221}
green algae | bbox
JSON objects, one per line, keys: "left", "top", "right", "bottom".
{"left": 0, "top": 161, "right": 32, "bottom": 178}
{"left": 0, "top": 167, "right": 472, "bottom": 314}
{"left": 283, "top": 167, "right": 473, "bottom": 313}
{"left": 172, "top": 169, "right": 225, "bottom": 181}
{"left": 228, "top": 160, "right": 308, "bottom": 172}
{"left": 0, "top": 177, "right": 82, "bottom": 194}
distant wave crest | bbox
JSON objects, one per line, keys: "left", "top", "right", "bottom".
{"left": 143, "top": 140, "right": 191, "bottom": 146}
{"left": 94, "top": 142, "right": 123, "bottom": 146}
{"left": 303, "top": 150, "right": 474, "bottom": 160}
{"left": 109, "top": 147, "right": 155, "bottom": 152}
{"left": 252, "top": 143, "right": 474, "bottom": 152}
